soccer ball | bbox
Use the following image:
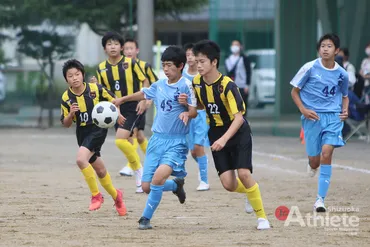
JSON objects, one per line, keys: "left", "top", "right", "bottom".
{"left": 92, "top": 101, "right": 119, "bottom": 128}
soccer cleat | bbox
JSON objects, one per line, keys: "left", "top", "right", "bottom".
{"left": 307, "top": 164, "right": 317, "bottom": 177}
{"left": 119, "top": 165, "right": 134, "bottom": 176}
{"left": 114, "top": 189, "right": 127, "bottom": 216}
{"left": 314, "top": 197, "right": 326, "bottom": 212}
{"left": 245, "top": 199, "right": 254, "bottom": 214}
{"left": 136, "top": 186, "right": 144, "bottom": 193}
{"left": 173, "top": 178, "right": 186, "bottom": 204}
{"left": 196, "top": 181, "right": 210, "bottom": 191}
{"left": 257, "top": 218, "right": 271, "bottom": 230}
{"left": 138, "top": 216, "right": 152, "bottom": 230}
{"left": 89, "top": 193, "right": 104, "bottom": 211}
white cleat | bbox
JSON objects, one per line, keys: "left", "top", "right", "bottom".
{"left": 119, "top": 165, "right": 134, "bottom": 176}
{"left": 196, "top": 181, "right": 210, "bottom": 191}
{"left": 314, "top": 197, "right": 326, "bottom": 212}
{"left": 307, "top": 164, "right": 317, "bottom": 177}
{"left": 136, "top": 186, "right": 144, "bottom": 193}
{"left": 245, "top": 199, "right": 254, "bottom": 214}
{"left": 257, "top": 218, "right": 271, "bottom": 230}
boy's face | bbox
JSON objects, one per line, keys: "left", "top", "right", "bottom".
{"left": 104, "top": 39, "right": 122, "bottom": 58}
{"left": 162, "top": 61, "right": 183, "bottom": 81}
{"left": 195, "top": 53, "right": 216, "bottom": 76}
{"left": 319, "top": 39, "right": 339, "bottom": 60}
{"left": 186, "top": 49, "right": 195, "bottom": 66}
{"left": 66, "top": 68, "right": 84, "bottom": 88}
{"left": 123, "top": 41, "right": 138, "bottom": 59}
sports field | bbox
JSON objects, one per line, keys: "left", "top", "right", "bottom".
{"left": 1, "top": 128, "right": 369, "bottom": 247}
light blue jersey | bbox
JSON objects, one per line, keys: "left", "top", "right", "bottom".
{"left": 142, "top": 77, "right": 197, "bottom": 135}
{"left": 290, "top": 58, "right": 349, "bottom": 113}
{"left": 182, "top": 66, "right": 198, "bottom": 82}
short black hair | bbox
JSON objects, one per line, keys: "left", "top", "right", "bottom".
{"left": 183, "top": 43, "right": 194, "bottom": 52}
{"left": 62, "top": 59, "right": 85, "bottom": 81}
{"left": 161, "top": 46, "right": 187, "bottom": 72}
{"left": 317, "top": 33, "right": 340, "bottom": 51}
{"left": 341, "top": 47, "right": 349, "bottom": 57}
{"left": 124, "top": 38, "right": 139, "bottom": 48}
{"left": 101, "top": 31, "right": 124, "bottom": 48}
{"left": 193, "top": 40, "right": 221, "bottom": 68}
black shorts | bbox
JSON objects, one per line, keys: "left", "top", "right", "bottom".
{"left": 135, "top": 111, "right": 146, "bottom": 131}
{"left": 76, "top": 125, "right": 108, "bottom": 163}
{"left": 208, "top": 121, "right": 253, "bottom": 176}
{"left": 115, "top": 102, "right": 141, "bottom": 133}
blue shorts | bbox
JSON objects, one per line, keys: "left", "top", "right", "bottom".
{"left": 142, "top": 133, "right": 188, "bottom": 183}
{"left": 187, "top": 110, "right": 210, "bottom": 150}
{"left": 301, "top": 112, "right": 345, "bottom": 157}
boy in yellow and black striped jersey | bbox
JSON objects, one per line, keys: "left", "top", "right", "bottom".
{"left": 179, "top": 40, "right": 270, "bottom": 230}
{"left": 60, "top": 59, "right": 127, "bottom": 215}
{"left": 95, "top": 32, "right": 150, "bottom": 193}
{"left": 119, "top": 38, "right": 159, "bottom": 177}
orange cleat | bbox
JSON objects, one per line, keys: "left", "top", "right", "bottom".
{"left": 89, "top": 193, "right": 104, "bottom": 211}
{"left": 114, "top": 189, "right": 127, "bottom": 216}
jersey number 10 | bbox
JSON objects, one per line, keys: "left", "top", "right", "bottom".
{"left": 322, "top": 86, "right": 336, "bottom": 97}
{"left": 80, "top": 112, "right": 89, "bottom": 123}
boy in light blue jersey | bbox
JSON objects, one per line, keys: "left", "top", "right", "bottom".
{"left": 114, "top": 46, "right": 197, "bottom": 229}
{"left": 291, "top": 34, "right": 349, "bottom": 212}
{"left": 182, "top": 43, "right": 210, "bottom": 191}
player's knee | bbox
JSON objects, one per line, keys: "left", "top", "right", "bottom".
{"left": 237, "top": 169, "right": 252, "bottom": 182}
{"left": 142, "top": 182, "right": 150, "bottom": 194}
{"left": 220, "top": 179, "right": 236, "bottom": 192}
{"left": 321, "top": 149, "right": 333, "bottom": 161}
{"left": 191, "top": 150, "right": 197, "bottom": 159}
{"left": 193, "top": 145, "right": 205, "bottom": 157}
{"left": 76, "top": 156, "right": 89, "bottom": 168}
{"left": 137, "top": 132, "right": 145, "bottom": 143}
{"left": 308, "top": 156, "right": 320, "bottom": 168}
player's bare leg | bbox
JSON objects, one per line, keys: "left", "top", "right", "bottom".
{"left": 116, "top": 128, "right": 143, "bottom": 192}
{"left": 307, "top": 155, "right": 320, "bottom": 177}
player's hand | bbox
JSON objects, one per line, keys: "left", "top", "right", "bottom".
{"left": 211, "top": 137, "right": 227, "bottom": 151}
{"left": 302, "top": 108, "right": 320, "bottom": 121}
{"left": 69, "top": 103, "right": 79, "bottom": 116}
{"left": 89, "top": 76, "right": 98, "bottom": 84}
{"left": 178, "top": 93, "right": 188, "bottom": 106}
{"left": 117, "top": 114, "right": 126, "bottom": 126}
{"left": 113, "top": 98, "right": 124, "bottom": 106}
{"left": 339, "top": 110, "right": 348, "bottom": 121}
{"left": 179, "top": 112, "right": 190, "bottom": 126}
{"left": 136, "top": 100, "right": 147, "bottom": 115}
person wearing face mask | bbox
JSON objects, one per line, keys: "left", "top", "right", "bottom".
{"left": 337, "top": 48, "right": 356, "bottom": 89}
{"left": 225, "top": 40, "right": 252, "bottom": 116}
{"left": 360, "top": 43, "right": 370, "bottom": 88}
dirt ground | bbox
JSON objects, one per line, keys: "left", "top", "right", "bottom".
{"left": 1, "top": 128, "right": 370, "bottom": 247}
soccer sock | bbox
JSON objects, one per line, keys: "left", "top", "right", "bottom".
{"left": 139, "top": 138, "right": 148, "bottom": 154}
{"left": 317, "top": 164, "right": 332, "bottom": 201}
{"left": 133, "top": 138, "right": 139, "bottom": 150}
{"left": 163, "top": 179, "right": 177, "bottom": 192}
{"left": 115, "top": 139, "right": 141, "bottom": 170}
{"left": 246, "top": 183, "right": 267, "bottom": 219}
{"left": 142, "top": 184, "right": 164, "bottom": 220}
{"left": 197, "top": 155, "right": 208, "bottom": 184}
{"left": 233, "top": 178, "right": 248, "bottom": 193}
{"left": 81, "top": 164, "right": 99, "bottom": 196}
{"left": 98, "top": 172, "right": 118, "bottom": 200}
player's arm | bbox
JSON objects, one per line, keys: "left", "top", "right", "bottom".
{"left": 340, "top": 73, "right": 349, "bottom": 121}
{"left": 133, "top": 60, "right": 150, "bottom": 114}
{"left": 61, "top": 101, "right": 78, "bottom": 128}
{"left": 97, "top": 84, "right": 126, "bottom": 125}
{"left": 290, "top": 63, "right": 319, "bottom": 121}
{"left": 114, "top": 82, "right": 157, "bottom": 106}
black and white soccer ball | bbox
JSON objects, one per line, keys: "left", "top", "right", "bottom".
{"left": 92, "top": 101, "right": 119, "bottom": 128}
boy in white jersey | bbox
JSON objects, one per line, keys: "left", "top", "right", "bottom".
{"left": 114, "top": 46, "right": 197, "bottom": 229}
{"left": 290, "top": 34, "right": 349, "bottom": 212}
{"left": 182, "top": 43, "right": 210, "bottom": 191}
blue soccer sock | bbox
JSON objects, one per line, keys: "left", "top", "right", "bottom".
{"left": 197, "top": 155, "right": 208, "bottom": 184}
{"left": 142, "top": 184, "right": 164, "bottom": 220}
{"left": 317, "top": 164, "right": 332, "bottom": 201}
{"left": 163, "top": 179, "right": 177, "bottom": 192}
